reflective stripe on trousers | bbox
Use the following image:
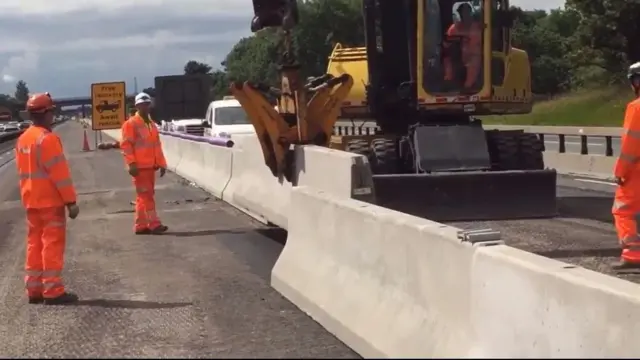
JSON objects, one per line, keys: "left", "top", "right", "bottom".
{"left": 133, "top": 169, "right": 161, "bottom": 231}
{"left": 25, "top": 207, "right": 67, "bottom": 298}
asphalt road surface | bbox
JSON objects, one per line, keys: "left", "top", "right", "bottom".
{"left": 448, "top": 174, "right": 640, "bottom": 283}
{"left": 334, "top": 121, "right": 621, "bottom": 156}
{"left": 0, "top": 121, "right": 357, "bottom": 358}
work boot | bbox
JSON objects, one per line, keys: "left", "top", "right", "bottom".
{"left": 43, "top": 292, "right": 79, "bottom": 305}
{"left": 28, "top": 296, "right": 44, "bottom": 304}
{"left": 612, "top": 259, "right": 640, "bottom": 270}
{"left": 150, "top": 225, "right": 168, "bottom": 234}
{"left": 135, "top": 228, "right": 151, "bottom": 235}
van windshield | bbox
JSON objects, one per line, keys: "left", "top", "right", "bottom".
{"left": 214, "top": 106, "right": 250, "bottom": 125}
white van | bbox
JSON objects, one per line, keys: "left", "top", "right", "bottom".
{"left": 203, "top": 96, "right": 255, "bottom": 138}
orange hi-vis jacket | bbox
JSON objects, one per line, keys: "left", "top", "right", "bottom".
{"left": 15, "top": 126, "right": 77, "bottom": 208}
{"left": 446, "top": 21, "right": 482, "bottom": 60}
{"left": 614, "top": 98, "right": 640, "bottom": 181}
{"left": 121, "top": 113, "right": 167, "bottom": 169}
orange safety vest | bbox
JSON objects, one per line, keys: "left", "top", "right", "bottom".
{"left": 613, "top": 98, "right": 640, "bottom": 247}
{"left": 121, "top": 113, "right": 167, "bottom": 169}
{"left": 15, "top": 126, "right": 77, "bottom": 208}
{"left": 614, "top": 98, "right": 640, "bottom": 180}
{"left": 446, "top": 21, "right": 482, "bottom": 59}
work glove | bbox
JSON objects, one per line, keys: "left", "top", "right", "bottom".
{"left": 128, "top": 163, "right": 139, "bottom": 177}
{"left": 159, "top": 167, "right": 166, "bottom": 177}
{"left": 67, "top": 203, "right": 79, "bottom": 219}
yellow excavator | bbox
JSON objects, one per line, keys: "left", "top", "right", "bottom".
{"left": 230, "top": 0, "right": 557, "bottom": 221}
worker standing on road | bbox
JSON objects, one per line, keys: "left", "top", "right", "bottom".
{"left": 121, "top": 92, "right": 168, "bottom": 235}
{"left": 613, "top": 61, "right": 640, "bottom": 269}
{"left": 16, "top": 92, "right": 80, "bottom": 305}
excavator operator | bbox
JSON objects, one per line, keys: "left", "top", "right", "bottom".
{"left": 443, "top": 2, "right": 482, "bottom": 90}
{"left": 613, "top": 61, "right": 640, "bottom": 269}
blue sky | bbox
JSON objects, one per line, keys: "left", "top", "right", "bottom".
{"left": 0, "top": 0, "right": 564, "bottom": 98}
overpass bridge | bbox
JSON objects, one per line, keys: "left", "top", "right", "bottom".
{"left": 54, "top": 94, "right": 136, "bottom": 107}
{"left": 9, "top": 94, "right": 138, "bottom": 117}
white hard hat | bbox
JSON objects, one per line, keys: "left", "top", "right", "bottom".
{"left": 628, "top": 62, "right": 640, "bottom": 79}
{"left": 135, "top": 92, "right": 152, "bottom": 105}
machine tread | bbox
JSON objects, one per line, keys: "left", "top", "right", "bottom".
{"left": 345, "top": 139, "right": 371, "bottom": 156}
{"left": 492, "top": 132, "right": 520, "bottom": 170}
{"left": 370, "top": 138, "right": 397, "bottom": 174}
{"left": 517, "top": 133, "right": 545, "bottom": 170}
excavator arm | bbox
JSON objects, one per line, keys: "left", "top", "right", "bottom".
{"left": 231, "top": 0, "right": 354, "bottom": 180}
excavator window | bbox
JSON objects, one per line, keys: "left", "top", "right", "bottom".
{"left": 491, "top": 0, "right": 506, "bottom": 52}
{"left": 422, "top": 0, "right": 485, "bottom": 96}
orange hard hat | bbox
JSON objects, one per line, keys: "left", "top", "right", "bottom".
{"left": 26, "top": 92, "right": 55, "bottom": 113}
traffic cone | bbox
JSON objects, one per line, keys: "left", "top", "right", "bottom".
{"left": 82, "top": 130, "right": 91, "bottom": 151}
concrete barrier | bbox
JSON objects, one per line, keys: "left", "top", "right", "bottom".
{"left": 158, "top": 134, "right": 181, "bottom": 172}
{"left": 543, "top": 152, "right": 615, "bottom": 179}
{"left": 175, "top": 139, "right": 233, "bottom": 199}
{"left": 273, "top": 186, "right": 640, "bottom": 358}
{"left": 96, "top": 126, "right": 234, "bottom": 199}
{"left": 95, "top": 126, "right": 374, "bottom": 228}
{"left": 222, "top": 134, "right": 374, "bottom": 229}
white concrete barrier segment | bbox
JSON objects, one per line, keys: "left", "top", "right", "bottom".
{"left": 273, "top": 186, "right": 640, "bottom": 357}
{"left": 543, "top": 152, "right": 615, "bottom": 179}
{"left": 222, "top": 134, "right": 374, "bottom": 229}
{"left": 95, "top": 125, "right": 374, "bottom": 229}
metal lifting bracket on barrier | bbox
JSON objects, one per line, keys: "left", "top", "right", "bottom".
{"left": 457, "top": 229, "right": 503, "bottom": 246}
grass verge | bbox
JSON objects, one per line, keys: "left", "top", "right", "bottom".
{"left": 483, "top": 87, "right": 632, "bottom": 126}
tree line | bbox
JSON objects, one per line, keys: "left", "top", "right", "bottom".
{"left": 0, "top": 80, "right": 32, "bottom": 119}
{"left": 152, "top": 0, "right": 639, "bottom": 99}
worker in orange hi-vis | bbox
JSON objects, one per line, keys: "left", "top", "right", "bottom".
{"left": 16, "top": 92, "right": 80, "bottom": 305}
{"left": 121, "top": 92, "right": 168, "bottom": 235}
{"left": 612, "top": 61, "right": 640, "bottom": 269}
{"left": 443, "top": 2, "right": 482, "bottom": 90}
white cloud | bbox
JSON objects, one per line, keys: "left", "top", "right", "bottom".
{"left": 1, "top": 51, "right": 38, "bottom": 87}
{"left": 0, "top": 0, "right": 253, "bottom": 16}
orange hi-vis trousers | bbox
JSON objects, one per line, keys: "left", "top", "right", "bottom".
{"left": 133, "top": 168, "right": 161, "bottom": 231}
{"left": 613, "top": 179, "right": 640, "bottom": 263}
{"left": 613, "top": 99, "right": 640, "bottom": 263}
{"left": 25, "top": 207, "right": 67, "bottom": 299}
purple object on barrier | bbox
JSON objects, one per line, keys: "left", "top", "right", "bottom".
{"left": 206, "top": 137, "right": 234, "bottom": 147}
{"left": 159, "top": 130, "right": 234, "bottom": 147}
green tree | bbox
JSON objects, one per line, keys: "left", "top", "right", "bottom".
{"left": 142, "top": 87, "right": 156, "bottom": 97}
{"left": 14, "top": 80, "right": 29, "bottom": 103}
{"left": 210, "top": 70, "right": 230, "bottom": 100}
{"left": 216, "top": 0, "right": 631, "bottom": 98}
{"left": 223, "top": 30, "right": 281, "bottom": 85}
{"left": 184, "top": 60, "right": 212, "bottom": 75}
{"left": 221, "top": 0, "right": 364, "bottom": 86}
{"left": 566, "top": 0, "right": 640, "bottom": 75}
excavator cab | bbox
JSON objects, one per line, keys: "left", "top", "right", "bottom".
{"left": 417, "top": 0, "right": 527, "bottom": 114}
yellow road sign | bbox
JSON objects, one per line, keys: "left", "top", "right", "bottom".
{"left": 91, "top": 81, "right": 126, "bottom": 130}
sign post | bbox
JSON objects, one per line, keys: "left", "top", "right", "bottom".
{"left": 90, "top": 81, "right": 126, "bottom": 132}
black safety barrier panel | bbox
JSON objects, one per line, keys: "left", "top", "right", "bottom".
{"left": 372, "top": 169, "right": 558, "bottom": 222}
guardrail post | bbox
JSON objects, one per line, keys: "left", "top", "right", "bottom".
{"left": 558, "top": 134, "right": 566, "bottom": 153}
{"left": 605, "top": 136, "right": 613, "bottom": 156}
{"left": 580, "top": 135, "right": 588, "bottom": 155}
